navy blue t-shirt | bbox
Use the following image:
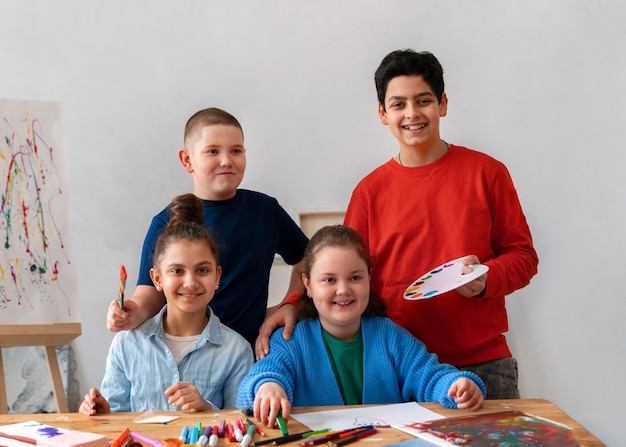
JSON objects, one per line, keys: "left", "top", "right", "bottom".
{"left": 137, "top": 189, "right": 309, "bottom": 346}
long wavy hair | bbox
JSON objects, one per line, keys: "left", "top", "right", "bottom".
{"left": 298, "top": 225, "right": 387, "bottom": 319}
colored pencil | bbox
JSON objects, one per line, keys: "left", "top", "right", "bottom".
{"left": 252, "top": 430, "right": 314, "bottom": 446}
{"left": 327, "top": 428, "right": 378, "bottom": 447}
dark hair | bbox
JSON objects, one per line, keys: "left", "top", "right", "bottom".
{"left": 183, "top": 107, "right": 244, "bottom": 147}
{"left": 152, "top": 193, "right": 219, "bottom": 269}
{"left": 375, "top": 49, "right": 445, "bottom": 110}
{"left": 298, "top": 225, "right": 387, "bottom": 319}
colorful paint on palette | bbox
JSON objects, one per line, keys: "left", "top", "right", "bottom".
{"left": 404, "top": 257, "right": 489, "bottom": 301}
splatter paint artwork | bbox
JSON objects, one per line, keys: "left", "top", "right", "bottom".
{"left": 404, "top": 257, "right": 489, "bottom": 300}
{"left": 0, "top": 99, "right": 78, "bottom": 324}
{"left": 398, "top": 410, "right": 580, "bottom": 446}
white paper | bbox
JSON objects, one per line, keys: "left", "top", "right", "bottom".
{"left": 132, "top": 411, "right": 179, "bottom": 424}
{"left": 291, "top": 402, "right": 444, "bottom": 431}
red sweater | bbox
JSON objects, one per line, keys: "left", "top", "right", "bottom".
{"left": 343, "top": 145, "right": 538, "bottom": 366}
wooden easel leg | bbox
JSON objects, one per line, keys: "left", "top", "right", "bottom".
{"left": 44, "top": 346, "right": 69, "bottom": 413}
{"left": 0, "top": 348, "right": 8, "bottom": 414}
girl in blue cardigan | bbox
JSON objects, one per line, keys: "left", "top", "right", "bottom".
{"left": 236, "top": 225, "right": 485, "bottom": 427}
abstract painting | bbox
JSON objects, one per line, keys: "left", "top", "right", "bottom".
{"left": 0, "top": 98, "right": 78, "bottom": 324}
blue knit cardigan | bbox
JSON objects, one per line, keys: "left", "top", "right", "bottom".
{"left": 236, "top": 316, "right": 485, "bottom": 410}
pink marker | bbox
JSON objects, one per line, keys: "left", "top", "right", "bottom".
{"left": 130, "top": 431, "right": 162, "bottom": 447}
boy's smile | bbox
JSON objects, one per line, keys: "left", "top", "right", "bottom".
{"left": 378, "top": 75, "right": 448, "bottom": 166}
{"left": 179, "top": 124, "right": 246, "bottom": 200}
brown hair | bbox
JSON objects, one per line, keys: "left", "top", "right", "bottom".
{"left": 152, "top": 193, "right": 219, "bottom": 269}
{"left": 298, "top": 225, "right": 387, "bottom": 319}
{"left": 183, "top": 107, "right": 244, "bottom": 147}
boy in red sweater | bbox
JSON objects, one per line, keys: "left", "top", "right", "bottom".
{"left": 258, "top": 49, "right": 538, "bottom": 399}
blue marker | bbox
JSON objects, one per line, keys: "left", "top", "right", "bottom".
{"left": 179, "top": 426, "right": 189, "bottom": 443}
{"left": 198, "top": 426, "right": 212, "bottom": 447}
{"left": 189, "top": 427, "right": 199, "bottom": 445}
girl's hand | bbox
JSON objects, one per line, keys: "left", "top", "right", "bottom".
{"left": 253, "top": 382, "right": 291, "bottom": 427}
{"left": 164, "top": 382, "right": 211, "bottom": 412}
{"left": 448, "top": 378, "right": 484, "bottom": 411}
{"left": 79, "top": 387, "right": 110, "bottom": 415}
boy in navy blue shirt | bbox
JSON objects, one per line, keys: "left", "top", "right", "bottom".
{"left": 107, "top": 108, "right": 308, "bottom": 347}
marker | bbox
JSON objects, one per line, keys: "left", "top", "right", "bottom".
{"left": 118, "top": 264, "right": 127, "bottom": 308}
{"left": 276, "top": 414, "right": 288, "bottom": 436}
{"left": 110, "top": 428, "right": 130, "bottom": 447}
{"left": 217, "top": 420, "right": 227, "bottom": 438}
{"left": 179, "top": 427, "right": 190, "bottom": 443}
{"left": 130, "top": 431, "right": 163, "bottom": 447}
{"left": 188, "top": 427, "right": 199, "bottom": 445}
{"left": 208, "top": 426, "right": 219, "bottom": 447}
{"left": 226, "top": 422, "right": 236, "bottom": 442}
{"left": 198, "top": 426, "right": 212, "bottom": 447}
{"left": 237, "top": 419, "right": 246, "bottom": 433}
{"left": 241, "top": 423, "right": 256, "bottom": 447}
{"left": 233, "top": 422, "right": 244, "bottom": 442}
{"left": 246, "top": 418, "right": 265, "bottom": 437}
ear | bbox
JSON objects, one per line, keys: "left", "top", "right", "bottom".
{"left": 216, "top": 266, "right": 222, "bottom": 287}
{"left": 178, "top": 148, "right": 194, "bottom": 173}
{"left": 378, "top": 102, "right": 389, "bottom": 125}
{"left": 439, "top": 92, "right": 448, "bottom": 117}
{"left": 150, "top": 267, "right": 162, "bottom": 291}
{"left": 302, "top": 273, "right": 313, "bottom": 297}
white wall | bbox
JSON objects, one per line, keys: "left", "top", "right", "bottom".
{"left": 2, "top": 1, "right": 624, "bottom": 444}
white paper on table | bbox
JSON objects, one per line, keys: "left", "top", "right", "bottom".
{"left": 291, "top": 402, "right": 444, "bottom": 431}
{"left": 132, "top": 411, "right": 180, "bottom": 424}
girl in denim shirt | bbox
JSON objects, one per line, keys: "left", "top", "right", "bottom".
{"left": 80, "top": 194, "right": 253, "bottom": 414}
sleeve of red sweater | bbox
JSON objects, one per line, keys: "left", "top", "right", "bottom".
{"left": 481, "top": 162, "right": 539, "bottom": 299}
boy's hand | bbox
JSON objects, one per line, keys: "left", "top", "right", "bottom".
{"left": 456, "top": 255, "right": 487, "bottom": 297}
{"left": 164, "top": 382, "right": 210, "bottom": 412}
{"left": 448, "top": 378, "right": 484, "bottom": 411}
{"left": 253, "top": 382, "right": 291, "bottom": 427}
{"left": 79, "top": 387, "right": 110, "bottom": 415}
{"left": 255, "top": 304, "right": 298, "bottom": 360}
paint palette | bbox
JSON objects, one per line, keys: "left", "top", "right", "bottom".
{"left": 403, "top": 257, "right": 489, "bottom": 300}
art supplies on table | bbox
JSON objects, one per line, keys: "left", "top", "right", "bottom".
{"left": 393, "top": 410, "right": 581, "bottom": 447}
{"left": 403, "top": 257, "right": 489, "bottom": 300}
{"left": 0, "top": 421, "right": 106, "bottom": 447}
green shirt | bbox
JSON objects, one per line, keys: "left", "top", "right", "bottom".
{"left": 321, "top": 327, "right": 364, "bottom": 405}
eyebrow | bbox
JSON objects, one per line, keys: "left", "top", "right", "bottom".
{"left": 165, "top": 261, "right": 215, "bottom": 269}
{"left": 386, "top": 91, "right": 434, "bottom": 104}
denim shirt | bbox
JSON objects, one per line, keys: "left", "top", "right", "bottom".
{"left": 101, "top": 305, "right": 253, "bottom": 412}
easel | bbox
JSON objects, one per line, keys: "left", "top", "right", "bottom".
{"left": 0, "top": 323, "right": 81, "bottom": 414}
